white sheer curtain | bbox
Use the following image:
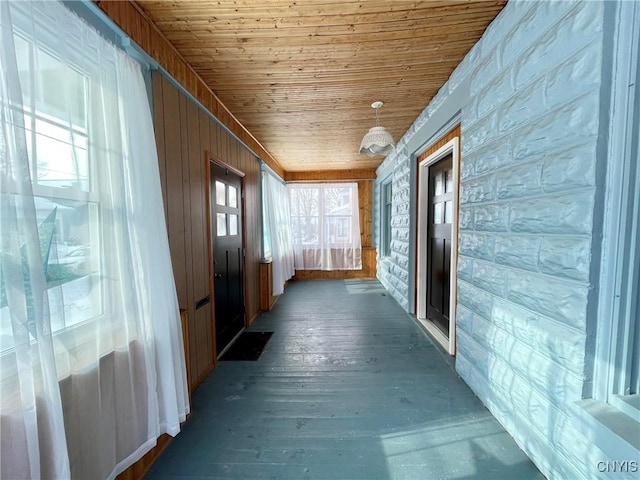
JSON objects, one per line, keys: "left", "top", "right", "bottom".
{"left": 0, "top": 2, "right": 189, "bottom": 479}
{"left": 289, "top": 183, "right": 362, "bottom": 271}
{"left": 262, "top": 167, "right": 294, "bottom": 295}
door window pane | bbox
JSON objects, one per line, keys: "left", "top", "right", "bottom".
{"left": 434, "top": 172, "right": 443, "bottom": 196}
{"left": 217, "top": 213, "right": 227, "bottom": 236}
{"left": 445, "top": 169, "right": 454, "bottom": 193}
{"left": 229, "top": 214, "right": 238, "bottom": 235}
{"left": 434, "top": 203, "right": 443, "bottom": 224}
{"left": 445, "top": 201, "right": 453, "bottom": 224}
{"left": 215, "top": 181, "right": 226, "bottom": 206}
{"left": 228, "top": 185, "right": 237, "bottom": 208}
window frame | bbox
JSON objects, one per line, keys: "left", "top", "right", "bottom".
{"left": 0, "top": 22, "right": 108, "bottom": 362}
{"left": 289, "top": 184, "right": 321, "bottom": 247}
{"left": 573, "top": 0, "right": 639, "bottom": 466}
{"left": 592, "top": 0, "right": 639, "bottom": 404}
{"left": 381, "top": 180, "right": 393, "bottom": 258}
{"left": 289, "top": 183, "right": 359, "bottom": 250}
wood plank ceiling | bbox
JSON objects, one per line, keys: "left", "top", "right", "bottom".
{"left": 136, "top": 0, "right": 505, "bottom": 172}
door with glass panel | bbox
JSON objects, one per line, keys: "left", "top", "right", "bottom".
{"left": 426, "top": 153, "right": 453, "bottom": 335}
{"left": 210, "top": 162, "right": 245, "bottom": 356}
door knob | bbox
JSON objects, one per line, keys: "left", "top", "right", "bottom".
{"left": 214, "top": 273, "right": 223, "bottom": 279}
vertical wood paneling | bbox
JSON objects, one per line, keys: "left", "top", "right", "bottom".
{"left": 179, "top": 93, "right": 198, "bottom": 378}
{"left": 212, "top": 124, "right": 221, "bottom": 160}
{"left": 187, "top": 101, "right": 204, "bottom": 300}
{"left": 161, "top": 76, "right": 187, "bottom": 308}
{"left": 152, "top": 72, "right": 262, "bottom": 390}
{"left": 244, "top": 149, "right": 260, "bottom": 324}
{"left": 194, "top": 308, "right": 210, "bottom": 379}
{"left": 198, "top": 117, "right": 214, "bottom": 366}
{"left": 203, "top": 155, "right": 218, "bottom": 367}
{"left": 204, "top": 303, "right": 213, "bottom": 374}
{"left": 214, "top": 126, "right": 222, "bottom": 161}
{"left": 209, "top": 123, "right": 218, "bottom": 160}
{"left": 221, "top": 126, "right": 229, "bottom": 164}
{"left": 358, "top": 180, "right": 373, "bottom": 247}
{"left": 187, "top": 99, "right": 211, "bottom": 375}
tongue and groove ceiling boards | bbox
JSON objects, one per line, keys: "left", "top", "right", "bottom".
{"left": 135, "top": 1, "right": 505, "bottom": 172}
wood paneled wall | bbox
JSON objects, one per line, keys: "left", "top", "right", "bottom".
{"left": 286, "top": 171, "right": 377, "bottom": 280}
{"left": 284, "top": 169, "right": 376, "bottom": 182}
{"left": 152, "top": 72, "right": 261, "bottom": 390}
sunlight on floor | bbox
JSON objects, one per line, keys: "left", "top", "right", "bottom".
{"left": 380, "top": 413, "right": 533, "bottom": 479}
{"left": 345, "top": 279, "right": 389, "bottom": 295}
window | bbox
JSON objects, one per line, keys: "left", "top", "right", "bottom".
{"left": 261, "top": 174, "right": 272, "bottom": 259}
{"left": 382, "top": 181, "right": 393, "bottom": 257}
{"left": 1, "top": 33, "right": 101, "bottom": 353}
{"left": 576, "top": 1, "right": 639, "bottom": 465}
{"left": 288, "top": 183, "right": 362, "bottom": 270}
{"left": 1, "top": 2, "right": 188, "bottom": 478}
{"left": 592, "top": 0, "right": 640, "bottom": 404}
{"left": 290, "top": 184, "right": 355, "bottom": 248}
{"left": 290, "top": 185, "right": 320, "bottom": 246}
{"left": 261, "top": 167, "right": 294, "bottom": 295}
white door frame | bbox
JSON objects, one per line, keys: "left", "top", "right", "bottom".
{"left": 416, "top": 137, "right": 460, "bottom": 355}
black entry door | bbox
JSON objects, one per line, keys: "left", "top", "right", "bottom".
{"left": 426, "top": 154, "right": 453, "bottom": 336}
{"left": 211, "top": 163, "right": 245, "bottom": 356}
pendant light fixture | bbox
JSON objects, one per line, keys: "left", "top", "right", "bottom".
{"left": 359, "top": 101, "right": 395, "bottom": 157}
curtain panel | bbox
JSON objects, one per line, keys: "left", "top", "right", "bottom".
{"left": 288, "top": 183, "right": 362, "bottom": 271}
{"left": 261, "top": 168, "right": 294, "bottom": 295}
{"left": 0, "top": 1, "right": 189, "bottom": 478}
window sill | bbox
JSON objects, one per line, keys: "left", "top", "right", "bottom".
{"left": 573, "top": 396, "right": 640, "bottom": 463}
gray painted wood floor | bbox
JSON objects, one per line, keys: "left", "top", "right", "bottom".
{"left": 147, "top": 279, "right": 545, "bottom": 480}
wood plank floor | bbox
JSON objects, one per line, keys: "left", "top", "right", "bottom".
{"left": 147, "top": 279, "right": 544, "bottom": 480}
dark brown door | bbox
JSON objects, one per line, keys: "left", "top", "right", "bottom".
{"left": 211, "top": 163, "right": 245, "bottom": 355}
{"left": 426, "top": 154, "right": 453, "bottom": 336}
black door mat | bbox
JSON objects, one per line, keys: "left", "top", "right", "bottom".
{"left": 219, "top": 332, "right": 273, "bottom": 361}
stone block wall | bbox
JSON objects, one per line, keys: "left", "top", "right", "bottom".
{"left": 457, "top": 2, "right": 610, "bottom": 478}
{"left": 376, "top": 157, "right": 411, "bottom": 311}
{"left": 375, "top": 1, "right": 620, "bottom": 478}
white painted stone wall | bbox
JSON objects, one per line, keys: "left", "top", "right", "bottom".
{"left": 375, "top": 125, "right": 429, "bottom": 312}
{"left": 375, "top": 1, "right": 627, "bottom": 478}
